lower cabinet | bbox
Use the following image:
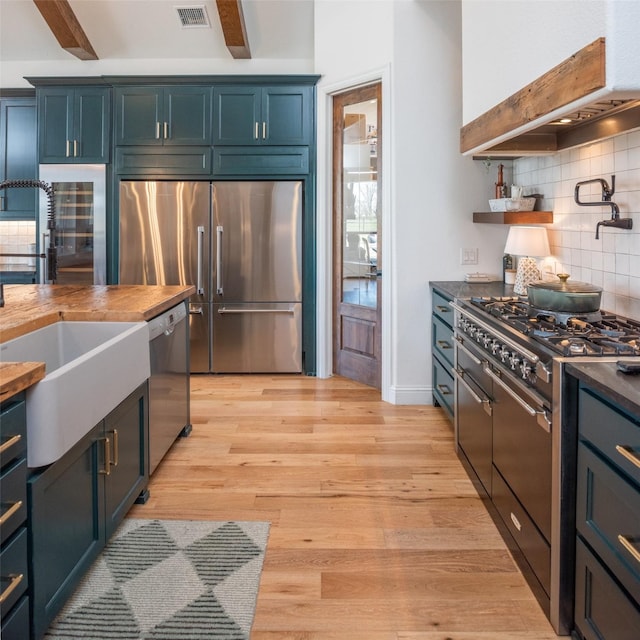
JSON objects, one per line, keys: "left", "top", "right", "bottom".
{"left": 431, "top": 288, "right": 454, "bottom": 422}
{"left": 573, "top": 383, "right": 640, "bottom": 640}
{"left": 29, "top": 382, "right": 148, "bottom": 640}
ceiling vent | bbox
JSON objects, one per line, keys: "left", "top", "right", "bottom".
{"left": 175, "top": 5, "right": 211, "bottom": 28}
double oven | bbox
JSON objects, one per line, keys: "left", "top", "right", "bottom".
{"left": 450, "top": 294, "right": 640, "bottom": 636}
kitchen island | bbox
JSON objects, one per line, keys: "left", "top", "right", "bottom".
{"left": 0, "top": 283, "right": 194, "bottom": 640}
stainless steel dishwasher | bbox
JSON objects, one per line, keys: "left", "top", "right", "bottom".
{"left": 147, "top": 301, "right": 191, "bottom": 474}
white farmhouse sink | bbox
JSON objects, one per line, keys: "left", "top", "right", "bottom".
{"left": 1, "top": 321, "right": 150, "bottom": 467}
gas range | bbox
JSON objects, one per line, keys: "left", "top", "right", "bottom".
{"left": 470, "top": 295, "right": 640, "bottom": 358}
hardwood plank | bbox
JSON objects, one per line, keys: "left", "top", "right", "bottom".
{"left": 130, "top": 374, "right": 557, "bottom": 638}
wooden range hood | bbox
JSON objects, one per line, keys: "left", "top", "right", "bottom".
{"left": 460, "top": 38, "right": 640, "bottom": 157}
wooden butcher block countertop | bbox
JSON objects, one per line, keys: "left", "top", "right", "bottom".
{"left": 0, "top": 284, "right": 194, "bottom": 399}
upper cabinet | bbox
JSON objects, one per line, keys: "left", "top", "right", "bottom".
{"left": 460, "top": 1, "right": 640, "bottom": 155}
{"left": 114, "top": 86, "right": 212, "bottom": 146}
{"left": 213, "top": 85, "right": 313, "bottom": 146}
{"left": 38, "top": 87, "right": 111, "bottom": 163}
{"left": 0, "top": 96, "right": 37, "bottom": 218}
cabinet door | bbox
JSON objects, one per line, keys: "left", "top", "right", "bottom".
{"left": 38, "top": 88, "right": 74, "bottom": 162}
{"left": 74, "top": 88, "right": 110, "bottom": 162}
{"left": 28, "top": 423, "right": 105, "bottom": 640}
{"left": 103, "top": 383, "right": 148, "bottom": 539}
{"left": 114, "top": 86, "right": 163, "bottom": 146}
{"left": 0, "top": 98, "right": 37, "bottom": 218}
{"left": 165, "top": 86, "right": 212, "bottom": 145}
{"left": 262, "top": 85, "right": 312, "bottom": 145}
{"left": 213, "top": 86, "right": 261, "bottom": 145}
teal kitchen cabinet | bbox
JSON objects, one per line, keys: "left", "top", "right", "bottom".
{"left": 213, "top": 85, "right": 313, "bottom": 146}
{"left": 0, "top": 97, "right": 37, "bottom": 219}
{"left": 0, "top": 393, "right": 29, "bottom": 640}
{"left": 114, "top": 86, "right": 212, "bottom": 146}
{"left": 29, "top": 382, "right": 148, "bottom": 640}
{"left": 38, "top": 87, "right": 110, "bottom": 163}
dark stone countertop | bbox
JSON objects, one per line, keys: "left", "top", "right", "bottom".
{"left": 565, "top": 361, "right": 640, "bottom": 419}
{"left": 430, "top": 280, "right": 515, "bottom": 300}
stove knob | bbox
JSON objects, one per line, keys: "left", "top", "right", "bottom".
{"left": 509, "top": 352, "right": 521, "bottom": 370}
{"left": 499, "top": 346, "right": 510, "bottom": 362}
{"left": 475, "top": 330, "right": 485, "bottom": 343}
{"left": 468, "top": 325, "right": 477, "bottom": 337}
{"left": 491, "top": 340, "right": 501, "bottom": 355}
{"left": 520, "top": 361, "right": 533, "bottom": 380}
{"left": 483, "top": 334, "right": 492, "bottom": 348}
{"left": 459, "top": 318, "right": 468, "bottom": 332}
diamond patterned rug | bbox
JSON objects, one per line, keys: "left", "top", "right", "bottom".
{"left": 44, "top": 519, "right": 270, "bottom": 640}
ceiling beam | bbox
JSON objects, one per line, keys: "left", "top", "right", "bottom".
{"left": 32, "top": 0, "right": 98, "bottom": 61}
{"left": 215, "top": 0, "right": 251, "bottom": 59}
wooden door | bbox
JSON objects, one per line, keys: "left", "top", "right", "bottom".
{"left": 333, "top": 83, "right": 381, "bottom": 388}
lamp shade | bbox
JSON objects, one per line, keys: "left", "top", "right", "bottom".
{"left": 504, "top": 226, "right": 550, "bottom": 257}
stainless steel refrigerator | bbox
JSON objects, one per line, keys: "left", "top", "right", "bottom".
{"left": 119, "top": 180, "right": 302, "bottom": 373}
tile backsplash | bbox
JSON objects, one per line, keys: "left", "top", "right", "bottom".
{"left": 0, "top": 220, "right": 37, "bottom": 269}
{"left": 513, "top": 129, "right": 640, "bottom": 318}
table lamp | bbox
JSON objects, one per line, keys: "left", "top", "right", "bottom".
{"left": 504, "top": 226, "right": 550, "bottom": 295}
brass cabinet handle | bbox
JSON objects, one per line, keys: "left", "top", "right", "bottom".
{"left": 616, "top": 444, "right": 640, "bottom": 469}
{"left": 99, "top": 437, "right": 111, "bottom": 475}
{"left": 0, "top": 501, "right": 23, "bottom": 526}
{"left": 0, "top": 574, "right": 24, "bottom": 604}
{"left": 436, "top": 340, "right": 452, "bottom": 349}
{"left": 435, "top": 305, "right": 450, "bottom": 313}
{"left": 618, "top": 534, "right": 640, "bottom": 564}
{"left": 0, "top": 434, "right": 21, "bottom": 456}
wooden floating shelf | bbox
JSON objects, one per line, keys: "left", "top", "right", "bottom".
{"left": 473, "top": 211, "right": 553, "bottom": 224}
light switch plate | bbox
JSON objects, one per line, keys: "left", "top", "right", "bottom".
{"left": 460, "top": 247, "right": 478, "bottom": 265}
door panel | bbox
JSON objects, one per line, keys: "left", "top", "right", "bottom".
{"left": 212, "top": 181, "right": 302, "bottom": 303}
{"left": 333, "top": 83, "right": 381, "bottom": 389}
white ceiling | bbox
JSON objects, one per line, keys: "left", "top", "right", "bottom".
{"left": 0, "top": 0, "right": 315, "bottom": 64}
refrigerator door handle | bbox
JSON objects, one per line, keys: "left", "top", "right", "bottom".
{"left": 196, "top": 225, "right": 205, "bottom": 295}
{"left": 217, "top": 306, "right": 296, "bottom": 315}
{"left": 216, "top": 225, "right": 224, "bottom": 295}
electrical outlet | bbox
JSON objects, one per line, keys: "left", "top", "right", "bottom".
{"left": 460, "top": 248, "right": 478, "bottom": 265}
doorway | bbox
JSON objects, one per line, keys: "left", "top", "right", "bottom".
{"left": 332, "top": 83, "right": 381, "bottom": 388}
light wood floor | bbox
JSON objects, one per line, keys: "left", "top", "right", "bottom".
{"left": 128, "top": 374, "right": 559, "bottom": 639}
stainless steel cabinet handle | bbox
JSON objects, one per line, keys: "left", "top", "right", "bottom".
{"left": 254, "top": 122, "right": 259, "bottom": 140}
{"left": 73, "top": 139, "right": 78, "bottom": 157}
{"left": 454, "top": 335, "right": 482, "bottom": 365}
{"left": 196, "top": 225, "right": 205, "bottom": 295}
{"left": 216, "top": 225, "right": 224, "bottom": 295}
{"left": 164, "top": 122, "right": 169, "bottom": 139}
{"left": 0, "top": 195, "right": 4, "bottom": 211}
{"left": 483, "top": 365, "right": 550, "bottom": 432}
{"left": 618, "top": 534, "right": 640, "bottom": 564}
{"left": 616, "top": 444, "right": 640, "bottom": 469}
{"left": 436, "top": 339, "right": 452, "bottom": 350}
{"left": 0, "top": 433, "right": 21, "bottom": 455}
{"left": 453, "top": 367, "right": 492, "bottom": 416}
{"left": 262, "top": 121, "right": 266, "bottom": 139}
{"left": 435, "top": 305, "right": 450, "bottom": 313}
{"left": 155, "top": 122, "right": 161, "bottom": 139}
{"left": 0, "top": 500, "right": 23, "bottom": 526}
{"left": 217, "top": 307, "right": 295, "bottom": 315}
{"left": 66, "top": 139, "right": 70, "bottom": 157}
{"left": 436, "top": 384, "right": 452, "bottom": 395}
{"left": 0, "top": 574, "right": 23, "bottom": 604}
{"left": 189, "top": 306, "right": 204, "bottom": 315}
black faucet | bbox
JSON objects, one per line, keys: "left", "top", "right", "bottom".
{"left": 574, "top": 175, "right": 633, "bottom": 239}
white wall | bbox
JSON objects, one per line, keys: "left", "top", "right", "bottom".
{"left": 314, "top": 0, "right": 508, "bottom": 403}
{"left": 514, "top": 130, "right": 640, "bottom": 317}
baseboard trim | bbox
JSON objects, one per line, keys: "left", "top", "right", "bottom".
{"left": 388, "top": 385, "right": 432, "bottom": 406}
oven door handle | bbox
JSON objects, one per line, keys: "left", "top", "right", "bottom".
{"left": 483, "top": 365, "right": 551, "bottom": 433}
{"left": 454, "top": 335, "right": 482, "bottom": 365}
{"left": 454, "top": 367, "right": 492, "bottom": 416}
